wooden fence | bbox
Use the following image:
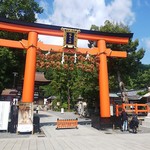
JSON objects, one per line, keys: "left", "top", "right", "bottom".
{"left": 56, "top": 118, "right": 78, "bottom": 129}
{"left": 116, "top": 103, "right": 150, "bottom": 117}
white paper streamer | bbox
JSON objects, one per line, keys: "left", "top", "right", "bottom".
{"left": 85, "top": 53, "right": 90, "bottom": 60}
{"left": 61, "top": 52, "right": 65, "bottom": 64}
{"left": 74, "top": 53, "right": 77, "bottom": 63}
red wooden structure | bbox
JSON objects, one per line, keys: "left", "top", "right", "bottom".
{"left": 0, "top": 18, "right": 133, "bottom": 118}
{"left": 56, "top": 118, "right": 78, "bottom": 129}
{"left": 116, "top": 103, "right": 150, "bottom": 116}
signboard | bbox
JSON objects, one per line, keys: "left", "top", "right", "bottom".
{"left": 110, "top": 104, "right": 114, "bottom": 116}
{"left": 0, "top": 101, "right": 10, "bottom": 130}
{"left": 17, "top": 103, "right": 33, "bottom": 133}
{"left": 61, "top": 28, "right": 80, "bottom": 49}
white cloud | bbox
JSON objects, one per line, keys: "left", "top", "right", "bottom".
{"left": 141, "top": 37, "right": 150, "bottom": 64}
{"left": 38, "top": 35, "right": 63, "bottom": 45}
{"left": 50, "top": 0, "right": 107, "bottom": 29}
{"left": 136, "top": 0, "right": 150, "bottom": 8}
{"left": 142, "top": 38, "right": 150, "bottom": 51}
{"left": 39, "top": 1, "right": 49, "bottom": 15}
{"left": 107, "top": 0, "right": 135, "bottom": 25}
{"left": 36, "top": 0, "right": 135, "bottom": 47}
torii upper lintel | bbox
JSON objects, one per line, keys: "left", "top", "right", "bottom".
{"left": 0, "top": 17, "right": 133, "bottom": 43}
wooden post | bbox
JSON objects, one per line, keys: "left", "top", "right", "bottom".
{"left": 135, "top": 103, "right": 138, "bottom": 114}
{"left": 22, "top": 32, "right": 38, "bottom": 103}
{"left": 116, "top": 105, "right": 119, "bottom": 117}
{"left": 122, "top": 103, "right": 125, "bottom": 110}
{"left": 147, "top": 105, "right": 150, "bottom": 113}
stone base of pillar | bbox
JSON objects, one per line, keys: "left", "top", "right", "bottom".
{"left": 91, "top": 114, "right": 121, "bottom": 130}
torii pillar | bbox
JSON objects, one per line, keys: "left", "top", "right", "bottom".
{"left": 22, "top": 32, "right": 38, "bottom": 103}
{"left": 98, "top": 40, "right": 110, "bottom": 118}
{"left": 97, "top": 39, "right": 127, "bottom": 118}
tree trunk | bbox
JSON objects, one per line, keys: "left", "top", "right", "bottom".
{"left": 67, "top": 87, "right": 70, "bottom": 112}
{"left": 117, "top": 71, "right": 128, "bottom": 103}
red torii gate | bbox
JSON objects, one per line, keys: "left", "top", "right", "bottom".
{"left": 0, "top": 18, "right": 133, "bottom": 118}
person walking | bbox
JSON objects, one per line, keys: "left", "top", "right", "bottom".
{"left": 121, "top": 109, "right": 128, "bottom": 131}
{"left": 36, "top": 105, "right": 39, "bottom": 114}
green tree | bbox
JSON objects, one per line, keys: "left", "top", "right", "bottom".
{"left": 0, "top": 47, "right": 17, "bottom": 90}
{"left": 134, "top": 69, "right": 150, "bottom": 89}
{"left": 36, "top": 52, "right": 99, "bottom": 111}
{"left": 89, "top": 21, "right": 145, "bottom": 92}
{"left": 0, "top": 0, "right": 43, "bottom": 93}
{"left": 0, "top": 0, "right": 43, "bottom": 22}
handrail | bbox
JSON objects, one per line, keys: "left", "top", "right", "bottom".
{"left": 116, "top": 103, "right": 150, "bottom": 117}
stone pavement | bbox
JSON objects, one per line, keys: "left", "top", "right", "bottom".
{"left": 0, "top": 110, "right": 150, "bottom": 150}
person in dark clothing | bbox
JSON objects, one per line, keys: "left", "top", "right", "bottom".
{"left": 129, "top": 114, "right": 139, "bottom": 133}
{"left": 121, "top": 109, "right": 128, "bottom": 131}
{"left": 36, "top": 105, "right": 39, "bottom": 114}
{"left": 33, "top": 115, "right": 41, "bottom": 133}
{"left": 10, "top": 105, "right": 18, "bottom": 133}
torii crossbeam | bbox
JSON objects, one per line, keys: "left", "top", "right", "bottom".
{"left": 0, "top": 18, "right": 133, "bottom": 118}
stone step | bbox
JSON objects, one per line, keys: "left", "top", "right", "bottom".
{"left": 143, "top": 117, "right": 150, "bottom": 122}
{"left": 141, "top": 116, "right": 150, "bottom": 128}
{"left": 141, "top": 121, "right": 150, "bottom": 128}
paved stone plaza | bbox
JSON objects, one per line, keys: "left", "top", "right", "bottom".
{"left": 0, "top": 110, "right": 150, "bottom": 150}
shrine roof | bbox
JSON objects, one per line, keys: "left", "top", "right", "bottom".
{"left": 35, "top": 72, "right": 50, "bottom": 83}
{"left": 0, "top": 17, "right": 133, "bottom": 39}
{"left": 1, "top": 89, "right": 18, "bottom": 96}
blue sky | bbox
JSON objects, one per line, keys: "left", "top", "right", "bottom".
{"left": 35, "top": 0, "right": 150, "bottom": 64}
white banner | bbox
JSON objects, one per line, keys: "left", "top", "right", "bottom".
{"left": 0, "top": 101, "right": 10, "bottom": 130}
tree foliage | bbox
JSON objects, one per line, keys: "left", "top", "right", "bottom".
{"left": 36, "top": 52, "right": 99, "bottom": 110}
{"left": 0, "top": 47, "right": 17, "bottom": 90}
{"left": 0, "top": 0, "right": 43, "bottom": 22}
{"left": 0, "top": 0, "right": 43, "bottom": 93}
{"left": 89, "top": 21, "right": 145, "bottom": 92}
